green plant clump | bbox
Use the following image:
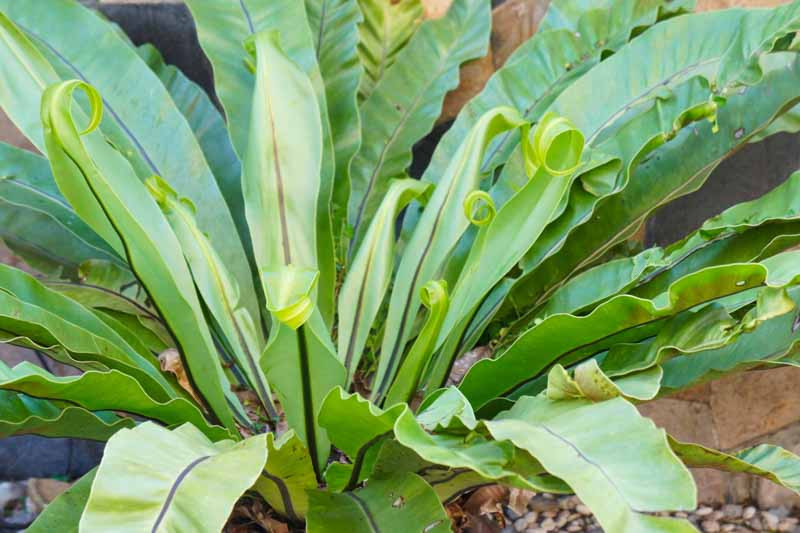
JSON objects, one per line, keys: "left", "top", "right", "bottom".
{"left": 3, "top": 0, "right": 800, "bottom": 531}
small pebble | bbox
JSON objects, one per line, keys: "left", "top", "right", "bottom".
{"left": 576, "top": 504, "right": 592, "bottom": 516}
{"left": 697, "top": 506, "right": 714, "bottom": 517}
{"left": 722, "top": 504, "right": 743, "bottom": 519}
{"left": 763, "top": 512, "right": 780, "bottom": 530}
{"left": 744, "top": 506, "right": 757, "bottom": 520}
{"left": 701, "top": 519, "right": 720, "bottom": 532}
{"left": 540, "top": 518, "right": 556, "bottom": 531}
{"left": 513, "top": 518, "right": 528, "bottom": 532}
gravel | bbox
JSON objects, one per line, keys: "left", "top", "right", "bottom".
{"left": 494, "top": 493, "right": 800, "bottom": 532}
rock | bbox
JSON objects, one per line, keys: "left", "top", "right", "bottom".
{"left": 697, "top": 506, "right": 714, "bottom": 517}
{"left": 576, "top": 504, "right": 592, "bottom": 516}
{"left": 722, "top": 504, "right": 742, "bottom": 519}
{"left": 523, "top": 511, "right": 537, "bottom": 524}
{"left": 778, "top": 518, "right": 799, "bottom": 531}
{"left": 771, "top": 506, "right": 791, "bottom": 520}
{"left": 744, "top": 506, "right": 758, "bottom": 520}
{"left": 763, "top": 512, "right": 780, "bottom": 531}
{"left": 528, "top": 496, "right": 559, "bottom": 514}
{"left": 0, "top": 481, "right": 25, "bottom": 510}
{"left": 540, "top": 518, "right": 556, "bottom": 531}
{"left": 747, "top": 517, "right": 763, "bottom": 530}
{"left": 26, "top": 478, "right": 72, "bottom": 514}
{"left": 701, "top": 520, "right": 720, "bottom": 532}
{"left": 721, "top": 525, "right": 736, "bottom": 532}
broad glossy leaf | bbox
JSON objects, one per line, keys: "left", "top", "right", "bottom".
{"left": 356, "top": 0, "right": 423, "bottom": 100}
{"left": 546, "top": 360, "right": 663, "bottom": 402}
{"left": 487, "top": 396, "right": 696, "bottom": 532}
{"left": 661, "top": 284, "right": 800, "bottom": 392}
{"left": 147, "top": 176, "right": 275, "bottom": 418}
{"left": 505, "top": 11, "right": 800, "bottom": 325}
{"left": 338, "top": 178, "right": 430, "bottom": 382}
{"left": 0, "top": 389, "right": 131, "bottom": 441}
{"left": 461, "top": 262, "right": 783, "bottom": 409}
{"left": 306, "top": 472, "right": 450, "bottom": 533}
{"left": 253, "top": 431, "right": 316, "bottom": 522}
{"left": 0, "top": 264, "right": 174, "bottom": 400}
{"left": 136, "top": 43, "right": 249, "bottom": 263}
{"left": 0, "top": 142, "right": 120, "bottom": 275}
{"left": 41, "top": 80, "right": 239, "bottom": 433}
{"left": 540, "top": 0, "right": 693, "bottom": 32}
{"left": 242, "top": 30, "right": 321, "bottom": 281}
{"left": 671, "top": 437, "right": 800, "bottom": 494}
{"left": 27, "top": 469, "right": 95, "bottom": 533}
{"left": 182, "top": 1, "right": 339, "bottom": 320}
{"left": 306, "top": 0, "right": 364, "bottom": 254}
{"left": 348, "top": 0, "right": 491, "bottom": 251}
{"left": 80, "top": 423, "right": 267, "bottom": 532}
{"left": 0, "top": 0, "right": 258, "bottom": 320}
{"left": 319, "top": 388, "right": 407, "bottom": 490}
{"left": 373, "top": 107, "right": 526, "bottom": 403}
{"left": 0, "top": 361, "right": 228, "bottom": 441}
{"left": 435, "top": 113, "right": 584, "bottom": 366}
{"left": 401, "top": 0, "right": 690, "bottom": 238}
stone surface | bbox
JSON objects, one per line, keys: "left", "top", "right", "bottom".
{"left": 710, "top": 367, "right": 800, "bottom": 449}
{"left": 639, "top": 399, "right": 719, "bottom": 447}
{"left": 490, "top": 0, "right": 549, "bottom": 68}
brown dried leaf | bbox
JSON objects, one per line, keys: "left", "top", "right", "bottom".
{"left": 508, "top": 488, "right": 536, "bottom": 517}
{"left": 158, "top": 348, "right": 203, "bottom": 406}
{"left": 463, "top": 485, "right": 508, "bottom": 516}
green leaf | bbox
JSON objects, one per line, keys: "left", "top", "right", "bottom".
{"left": 306, "top": 0, "right": 364, "bottom": 256}
{"left": 147, "top": 175, "right": 275, "bottom": 419}
{"left": 0, "top": 264, "right": 173, "bottom": 400}
{"left": 80, "top": 422, "right": 267, "bottom": 531}
{"left": 183, "top": 1, "right": 339, "bottom": 321}
{"left": 461, "top": 262, "right": 783, "bottom": 410}
{"left": 355, "top": 0, "right": 423, "bottom": 100}
{"left": 319, "top": 388, "right": 407, "bottom": 490}
{"left": 136, "top": 43, "right": 249, "bottom": 266}
{"left": 41, "top": 80, "right": 240, "bottom": 433}
{"left": 27, "top": 469, "right": 96, "bottom": 533}
{"left": 0, "top": 389, "right": 132, "bottom": 441}
{"left": 401, "top": 0, "right": 689, "bottom": 240}
{"left": 0, "top": 142, "right": 121, "bottom": 275}
{"left": 306, "top": 472, "right": 450, "bottom": 533}
{"left": 373, "top": 107, "right": 526, "bottom": 403}
{"left": 0, "top": 0, "right": 259, "bottom": 320}
{"left": 347, "top": 0, "right": 491, "bottom": 251}
{"left": 242, "top": 30, "right": 321, "bottom": 282}
{"left": 505, "top": 10, "right": 800, "bottom": 325}
{"left": 546, "top": 360, "right": 663, "bottom": 402}
{"left": 432, "top": 113, "right": 584, "bottom": 378}
{"left": 540, "top": 0, "right": 693, "bottom": 33}
{"left": 487, "top": 396, "right": 697, "bottom": 532}
{"left": 253, "top": 430, "right": 317, "bottom": 522}
{"left": 261, "top": 268, "right": 346, "bottom": 476}
{"left": 661, "top": 283, "right": 800, "bottom": 392}
{"left": 0, "top": 361, "right": 228, "bottom": 441}
{"left": 386, "top": 280, "right": 450, "bottom": 406}
{"left": 338, "top": 178, "right": 430, "bottom": 382}
{"left": 671, "top": 437, "right": 800, "bottom": 494}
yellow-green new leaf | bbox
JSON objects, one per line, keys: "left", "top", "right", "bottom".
{"left": 373, "top": 107, "right": 527, "bottom": 402}
{"left": 41, "top": 80, "right": 239, "bottom": 433}
{"left": 147, "top": 175, "right": 275, "bottom": 419}
{"left": 338, "top": 178, "right": 431, "bottom": 382}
